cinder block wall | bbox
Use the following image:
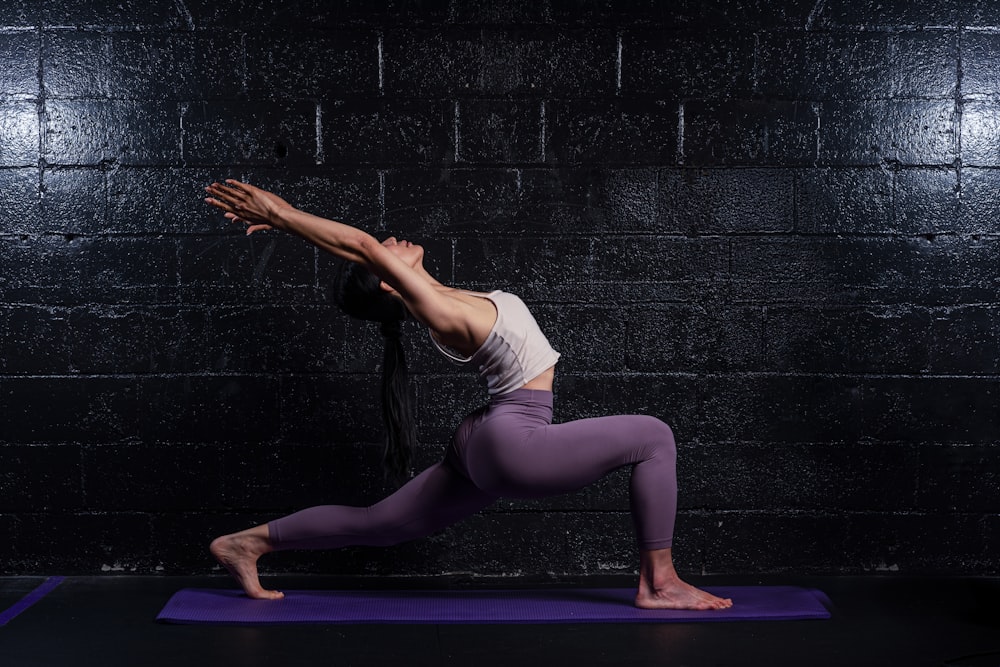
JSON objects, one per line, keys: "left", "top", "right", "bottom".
{"left": 1, "top": 1, "right": 998, "bottom": 577}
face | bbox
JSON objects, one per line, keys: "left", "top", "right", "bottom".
{"left": 382, "top": 236, "right": 424, "bottom": 269}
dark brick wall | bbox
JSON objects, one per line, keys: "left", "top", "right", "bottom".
{"left": 1, "top": 0, "right": 998, "bottom": 577}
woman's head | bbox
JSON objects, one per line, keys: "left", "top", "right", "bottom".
{"left": 333, "top": 258, "right": 407, "bottom": 324}
{"left": 333, "top": 258, "right": 415, "bottom": 481}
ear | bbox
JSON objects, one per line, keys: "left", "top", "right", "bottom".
{"left": 379, "top": 280, "right": 395, "bottom": 293}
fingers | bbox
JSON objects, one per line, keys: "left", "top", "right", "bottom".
{"left": 203, "top": 196, "right": 231, "bottom": 213}
{"left": 224, "top": 178, "right": 251, "bottom": 192}
{"left": 204, "top": 188, "right": 233, "bottom": 213}
{"left": 205, "top": 180, "right": 251, "bottom": 206}
{"left": 204, "top": 183, "right": 251, "bottom": 222}
{"left": 224, "top": 212, "right": 248, "bottom": 224}
{"left": 205, "top": 183, "right": 236, "bottom": 203}
{"left": 204, "top": 179, "right": 268, "bottom": 229}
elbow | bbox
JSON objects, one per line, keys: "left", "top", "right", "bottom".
{"left": 348, "top": 233, "right": 381, "bottom": 265}
{"left": 356, "top": 234, "right": 378, "bottom": 254}
{"left": 356, "top": 233, "right": 382, "bottom": 263}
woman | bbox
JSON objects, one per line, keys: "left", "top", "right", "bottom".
{"left": 203, "top": 179, "right": 732, "bottom": 611}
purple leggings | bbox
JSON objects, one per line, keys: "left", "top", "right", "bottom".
{"left": 268, "top": 388, "right": 677, "bottom": 552}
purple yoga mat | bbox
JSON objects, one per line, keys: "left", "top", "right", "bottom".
{"left": 157, "top": 586, "right": 831, "bottom": 625}
{"left": 0, "top": 577, "right": 65, "bottom": 627}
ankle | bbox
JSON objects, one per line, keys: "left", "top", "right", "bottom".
{"left": 212, "top": 530, "right": 272, "bottom": 557}
{"left": 639, "top": 548, "right": 678, "bottom": 582}
{"left": 238, "top": 532, "right": 273, "bottom": 556}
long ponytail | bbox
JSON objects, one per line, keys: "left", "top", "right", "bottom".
{"left": 379, "top": 319, "right": 414, "bottom": 480}
{"left": 334, "top": 260, "right": 416, "bottom": 480}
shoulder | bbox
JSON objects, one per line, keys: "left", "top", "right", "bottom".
{"left": 432, "top": 288, "right": 499, "bottom": 328}
{"left": 421, "top": 288, "right": 500, "bottom": 353}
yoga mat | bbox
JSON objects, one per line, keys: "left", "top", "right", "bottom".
{"left": 0, "top": 577, "right": 65, "bottom": 627}
{"left": 157, "top": 586, "right": 831, "bottom": 625}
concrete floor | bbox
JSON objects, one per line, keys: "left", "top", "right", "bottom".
{"left": 1, "top": 574, "right": 998, "bottom": 667}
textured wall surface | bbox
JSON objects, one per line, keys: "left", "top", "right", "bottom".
{"left": 1, "top": 0, "right": 998, "bottom": 578}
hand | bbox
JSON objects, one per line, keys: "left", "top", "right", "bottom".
{"left": 204, "top": 179, "right": 293, "bottom": 234}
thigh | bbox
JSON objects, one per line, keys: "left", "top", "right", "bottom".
{"left": 465, "top": 413, "right": 671, "bottom": 498}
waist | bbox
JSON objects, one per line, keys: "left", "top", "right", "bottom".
{"left": 489, "top": 387, "right": 554, "bottom": 407}
{"left": 487, "top": 365, "right": 556, "bottom": 396}
{"left": 485, "top": 387, "right": 554, "bottom": 423}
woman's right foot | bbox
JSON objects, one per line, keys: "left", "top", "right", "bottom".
{"left": 635, "top": 577, "right": 733, "bottom": 610}
{"left": 209, "top": 529, "right": 284, "bottom": 600}
{"left": 635, "top": 547, "right": 733, "bottom": 611}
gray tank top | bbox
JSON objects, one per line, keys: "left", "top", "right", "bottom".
{"left": 428, "top": 290, "right": 560, "bottom": 396}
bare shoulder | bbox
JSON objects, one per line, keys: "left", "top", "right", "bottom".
{"left": 426, "top": 287, "right": 499, "bottom": 354}
{"left": 356, "top": 237, "right": 497, "bottom": 350}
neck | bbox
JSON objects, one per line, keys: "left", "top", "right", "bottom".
{"left": 415, "top": 264, "right": 444, "bottom": 287}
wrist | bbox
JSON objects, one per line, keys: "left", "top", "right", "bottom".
{"left": 267, "top": 204, "right": 295, "bottom": 228}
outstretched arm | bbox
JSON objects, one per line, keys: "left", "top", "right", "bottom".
{"left": 204, "top": 179, "right": 465, "bottom": 332}
{"left": 205, "top": 179, "right": 376, "bottom": 265}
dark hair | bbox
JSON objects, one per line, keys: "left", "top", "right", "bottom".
{"left": 333, "top": 261, "right": 415, "bottom": 480}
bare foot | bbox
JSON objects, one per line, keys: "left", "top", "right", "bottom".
{"left": 209, "top": 527, "right": 284, "bottom": 600}
{"left": 634, "top": 547, "right": 733, "bottom": 611}
{"left": 635, "top": 577, "right": 733, "bottom": 610}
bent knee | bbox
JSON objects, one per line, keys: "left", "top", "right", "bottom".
{"left": 635, "top": 415, "right": 676, "bottom": 458}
